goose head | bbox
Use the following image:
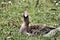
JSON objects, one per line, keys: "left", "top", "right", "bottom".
{"left": 20, "top": 11, "right": 29, "bottom": 34}
{"left": 23, "top": 11, "right": 29, "bottom": 25}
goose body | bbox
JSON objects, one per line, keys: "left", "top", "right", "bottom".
{"left": 27, "top": 25, "right": 55, "bottom": 35}
{"left": 20, "top": 11, "right": 60, "bottom": 37}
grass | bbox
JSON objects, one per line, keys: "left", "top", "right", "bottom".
{"left": 0, "top": 0, "right": 60, "bottom": 40}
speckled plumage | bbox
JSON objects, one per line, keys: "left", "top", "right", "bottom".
{"left": 20, "top": 11, "right": 60, "bottom": 37}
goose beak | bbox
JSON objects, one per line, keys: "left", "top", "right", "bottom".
{"left": 24, "top": 11, "right": 28, "bottom": 17}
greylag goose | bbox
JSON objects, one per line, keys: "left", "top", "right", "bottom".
{"left": 19, "top": 11, "right": 60, "bottom": 37}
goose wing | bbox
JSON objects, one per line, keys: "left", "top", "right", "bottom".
{"left": 27, "top": 25, "right": 55, "bottom": 35}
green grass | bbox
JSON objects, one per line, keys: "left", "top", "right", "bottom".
{"left": 0, "top": 0, "right": 60, "bottom": 40}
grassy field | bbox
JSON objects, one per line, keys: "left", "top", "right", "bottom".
{"left": 0, "top": 0, "right": 60, "bottom": 40}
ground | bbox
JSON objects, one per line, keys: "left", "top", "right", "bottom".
{"left": 0, "top": 0, "right": 60, "bottom": 40}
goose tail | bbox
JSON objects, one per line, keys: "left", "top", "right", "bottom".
{"left": 56, "top": 27, "right": 60, "bottom": 31}
{"left": 43, "top": 27, "right": 60, "bottom": 37}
